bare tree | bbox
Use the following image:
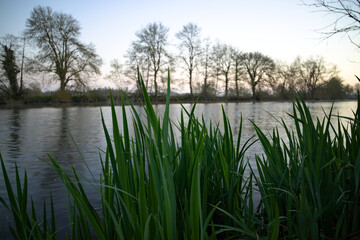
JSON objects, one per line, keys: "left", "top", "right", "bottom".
{"left": 25, "top": 6, "right": 102, "bottom": 93}
{"left": 209, "top": 42, "right": 233, "bottom": 97}
{"left": 105, "top": 59, "right": 130, "bottom": 91}
{"left": 241, "top": 52, "right": 275, "bottom": 100}
{"left": 209, "top": 43, "right": 221, "bottom": 96}
{"left": 297, "top": 56, "right": 336, "bottom": 99}
{"left": 217, "top": 43, "right": 233, "bottom": 98}
{"left": 200, "top": 38, "right": 212, "bottom": 97}
{"left": 305, "top": 0, "right": 360, "bottom": 47}
{"left": 273, "top": 58, "right": 300, "bottom": 99}
{"left": 176, "top": 23, "right": 202, "bottom": 97}
{"left": 124, "top": 44, "right": 152, "bottom": 93}
{"left": 231, "top": 48, "right": 243, "bottom": 97}
{"left": 130, "top": 22, "right": 172, "bottom": 97}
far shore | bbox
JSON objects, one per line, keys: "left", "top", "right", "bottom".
{"left": 0, "top": 94, "right": 358, "bottom": 109}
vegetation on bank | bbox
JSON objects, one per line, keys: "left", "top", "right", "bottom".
{"left": 0, "top": 77, "right": 359, "bottom": 106}
{"left": 1, "top": 73, "right": 360, "bottom": 239}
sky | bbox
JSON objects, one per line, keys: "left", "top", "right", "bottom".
{"left": 0, "top": 0, "right": 359, "bottom": 89}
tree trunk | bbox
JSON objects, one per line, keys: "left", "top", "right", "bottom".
{"left": 235, "top": 64, "right": 239, "bottom": 97}
{"left": 203, "top": 57, "right": 208, "bottom": 98}
{"left": 215, "top": 72, "right": 219, "bottom": 96}
{"left": 60, "top": 77, "right": 66, "bottom": 92}
{"left": 57, "top": 63, "right": 67, "bottom": 92}
{"left": 154, "top": 71, "right": 158, "bottom": 98}
{"left": 203, "top": 76, "right": 207, "bottom": 98}
{"left": 20, "top": 37, "right": 25, "bottom": 93}
{"left": 189, "top": 69, "right": 193, "bottom": 97}
{"left": 225, "top": 73, "right": 229, "bottom": 98}
{"left": 146, "top": 62, "right": 150, "bottom": 89}
{"left": 235, "top": 80, "right": 239, "bottom": 97}
{"left": 251, "top": 83, "right": 256, "bottom": 100}
{"left": 310, "top": 88, "right": 315, "bottom": 100}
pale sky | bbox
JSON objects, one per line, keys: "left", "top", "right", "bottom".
{"left": 0, "top": 0, "right": 359, "bottom": 88}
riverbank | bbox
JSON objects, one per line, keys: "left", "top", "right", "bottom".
{"left": 0, "top": 91, "right": 358, "bottom": 109}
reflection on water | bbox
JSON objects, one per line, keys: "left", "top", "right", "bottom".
{"left": 0, "top": 100, "right": 357, "bottom": 235}
{"left": 8, "top": 109, "right": 21, "bottom": 159}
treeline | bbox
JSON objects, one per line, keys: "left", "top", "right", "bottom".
{"left": 110, "top": 22, "right": 359, "bottom": 101}
{"left": 1, "top": 6, "right": 359, "bottom": 104}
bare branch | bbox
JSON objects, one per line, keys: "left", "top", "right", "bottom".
{"left": 304, "top": 0, "right": 360, "bottom": 47}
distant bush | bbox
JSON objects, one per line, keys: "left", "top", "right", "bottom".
{"left": 51, "top": 90, "right": 72, "bottom": 103}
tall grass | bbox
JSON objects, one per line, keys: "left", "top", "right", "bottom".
{"left": 1, "top": 72, "right": 359, "bottom": 239}
{"left": 0, "top": 155, "right": 56, "bottom": 239}
{"left": 252, "top": 95, "right": 360, "bottom": 239}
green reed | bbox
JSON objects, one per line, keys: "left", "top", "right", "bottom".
{"left": 252, "top": 93, "right": 360, "bottom": 239}
{"left": 0, "top": 155, "right": 56, "bottom": 239}
{"left": 1, "top": 71, "right": 359, "bottom": 239}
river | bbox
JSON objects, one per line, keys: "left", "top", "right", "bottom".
{"left": 0, "top": 100, "right": 357, "bottom": 236}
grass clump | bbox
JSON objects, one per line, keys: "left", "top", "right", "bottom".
{"left": 0, "top": 156, "right": 56, "bottom": 239}
{"left": 1, "top": 71, "right": 360, "bottom": 239}
{"left": 252, "top": 94, "right": 360, "bottom": 239}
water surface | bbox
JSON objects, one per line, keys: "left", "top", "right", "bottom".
{"left": 0, "top": 100, "right": 357, "bottom": 235}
